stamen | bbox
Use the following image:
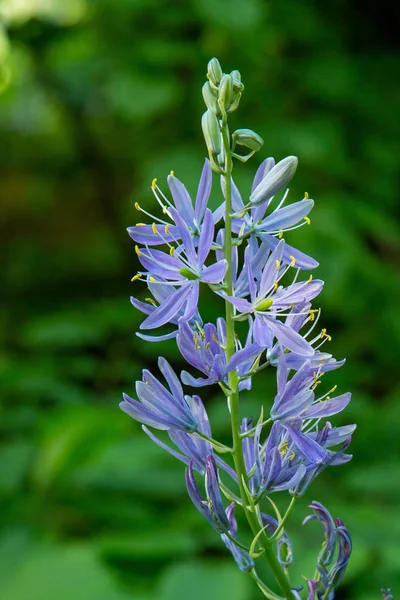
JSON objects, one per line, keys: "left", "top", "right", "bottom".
{"left": 135, "top": 202, "right": 141, "bottom": 210}
{"left": 320, "top": 328, "right": 332, "bottom": 342}
{"left": 289, "top": 255, "right": 296, "bottom": 267}
{"left": 169, "top": 247, "right": 175, "bottom": 256}
{"left": 304, "top": 216, "right": 311, "bottom": 225}
{"left": 205, "top": 342, "right": 211, "bottom": 352}
{"left": 151, "top": 222, "right": 157, "bottom": 234}
{"left": 145, "top": 298, "right": 157, "bottom": 306}
{"left": 131, "top": 273, "right": 141, "bottom": 282}
{"left": 289, "top": 450, "right": 296, "bottom": 461}
{"left": 165, "top": 224, "right": 170, "bottom": 235}
{"left": 272, "top": 281, "right": 279, "bottom": 292}
{"left": 170, "top": 170, "right": 174, "bottom": 176}
{"left": 304, "top": 192, "right": 309, "bottom": 199}
{"left": 278, "top": 231, "right": 283, "bottom": 239}
{"left": 279, "top": 441, "right": 288, "bottom": 457}
{"left": 135, "top": 245, "right": 141, "bottom": 256}
{"left": 151, "top": 178, "right": 157, "bottom": 189}
{"left": 275, "top": 260, "right": 280, "bottom": 270}
{"left": 307, "top": 309, "right": 319, "bottom": 322}
{"left": 136, "top": 223, "right": 146, "bottom": 226}
{"left": 149, "top": 276, "right": 156, "bottom": 283}
{"left": 306, "top": 274, "right": 313, "bottom": 284}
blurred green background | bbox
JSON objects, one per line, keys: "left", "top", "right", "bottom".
{"left": 1, "top": 0, "right": 399, "bottom": 598}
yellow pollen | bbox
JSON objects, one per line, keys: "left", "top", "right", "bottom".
{"left": 320, "top": 328, "right": 332, "bottom": 341}
{"left": 212, "top": 334, "right": 219, "bottom": 344}
{"left": 273, "top": 280, "right": 279, "bottom": 292}
{"left": 170, "top": 170, "right": 174, "bottom": 176}
{"left": 135, "top": 223, "right": 146, "bottom": 226}
{"left": 135, "top": 202, "right": 141, "bottom": 210}
{"left": 304, "top": 216, "right": 311, "bottom": 225}
{"left": 135, "top": 245, "right": 141, "bottom": 256}
{"left": 278, "top": 231, "right": 283, "bottom": 239}
{"left": 289, "top": 255, "right": 296, "bottom": 267}
{"left": 307, "top": 309, "right": 318, "bottom": 321}
{"left": 289, "top": 450, "right": 296, "bottom": 461}
{"left": 151, "top": 222, "right": 157, "bottom": 234}
{"left": 151, "top": 178, "right": 157, "bottom": 189}
{"left": 275, "top": 260, "right": 280, "bottom": 270}
{"left": 279, "top": 441, "right": 288, "bottom": 457}
{"left": 200, "top": 331, "right": 205, "bottom": 341}
{"left": 162, "top": 206, "right": 168, "bottom": 214}
{"left": 149, "top": 276, "right": 156, "bottom": 283}
{"left": 165, "top": 224, "right": 170, "bottom": 235}
{"left": 325, "top": 396, "right": 330, "bottom": 401}
{"left": 169, "top": 247, "right": 175, "bottom": 256}
{"left": 306, "top": 274, "right": 313, "bottom": 284}
{"left": 145, "top": 298, "right": 157, "bottom": 306}
{"left": 304, "top": 192, "right": 309, "bottom": 199}
{"left": 329, "top": 385, "right": 337, "bottom": 394}
{"left": 205, "top": 342, "right": 211, "bottom": 352}
{"left": 145, "top": 380, "right": 149, "bottom": 385}
{"left": 131, "top": 273, "right": 141, "bottom": 282}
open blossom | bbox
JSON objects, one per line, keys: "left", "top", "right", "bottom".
{"left": 225, "top": 241, "right": 323, "bottom": 354}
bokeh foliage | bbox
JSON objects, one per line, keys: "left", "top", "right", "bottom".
{"left": 0, "top": 1, "right": 399, "bottom": 598}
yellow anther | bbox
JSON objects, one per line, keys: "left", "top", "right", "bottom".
{"left": 278, "top": 231, "right": 283, "bottom": 239}
{"left": 169, "top": 247, "right": 175, "bottom": 256}
{"left": 193, "top": 333, "right": 200, "bottom": 350}
{"left": 135, "top": 223, "right": 146, "bottom": 226}
{"left": 304, "top": 192, "right": 309, "bottom": 199}
{"left": 200, "top": 331, "right": 205, "bottom": 341}
{"left": 165, "top": 224, "right": 170, "bottom": 235}
{"left": 149, "top": 276, "right": 156, "bottom": 283}
{"left": 145, "top": 380, "right": 149, "bottom": 385}
{"left": 289, "top": 450, "right": 296, "bottom": 461}
{"left": 145, "top": 298, "right": 157, "bottom": 306}
{"left": 162, "top": 206, "right": 168, "bottom": 214}
{"left": 306, "top": 274, "right": 313, "bottom": 284}
{"left": 320, "top": 328, "right": 332, "bottom": 341}
{"left": 212, "top": 334, "right": 219, "bottom": 344}
{"left": 135, "top": 245, "right": 141, "bottom": 256}
{"left": 289, "top": 255, "right": 296, "bottom": 267}
{"left": 205, "top": 342, "right": 211, "bottom": 352}
{"left": 170, "top": 170, "right": 174, "bottom": 176}
{"left": 307, "top": 309, "right": 318, "bottom": 321}
{"left": 304, "top": 216, "right": 311, "bottom": 225}
{"left": 135, "top": 202, "right": 141, "bottom": 210}
{"left": 131, "top": 273, "right": 141, "bottom": 282}
{"left": 151, "top": 222, "right": 157, "bottom": 234}
{"left": 329, "top": 385, "right": 337, "bottom": 394}
{"left": 151, "top": 178, "right": 157, "bottom": 189}
{"left": 279, "top": 441, "right": 289, "bottom": 457}
{"left": 275, "top": 260, "right": 280, "bottom": 271}
{"left": 272, "top": 280, "right": 279, "bottom": 292}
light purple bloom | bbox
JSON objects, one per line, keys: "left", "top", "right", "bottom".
{"left": 120, "top": 358, "right": 198, "bottom": 431}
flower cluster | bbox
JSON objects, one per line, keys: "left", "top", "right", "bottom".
{"left": 119, "top": 58, "right": 385, "bottom": 600}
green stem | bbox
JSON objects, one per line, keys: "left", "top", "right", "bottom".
{"left": 220, "top": 119, "right": 293, "bottom": 600}
{"left": 269, "top": 497, "right": 297, "bottom": 543}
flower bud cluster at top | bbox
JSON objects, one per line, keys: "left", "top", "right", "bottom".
{"left": 121, "top": 57, "right": 358, "bottom": 600}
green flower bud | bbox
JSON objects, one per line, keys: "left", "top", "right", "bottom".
{"left": 201, "top": 109, "right": 222, "bottom": 157}
{"left": 230, "top": 70, "right": 244, "bottom": 93}
{"left": 207, "top": 57, "right": 223, "bottom": 86}
{"left": 227, "top": 92, "right": 242, "bottom": 113}
{"left": 202, "top": 81, "right": 220, "bottom": 114}
{"left": 218, "top": 74, "right": 234, "bottom": 112}
{"left": 233, "top": 128, "right": 264, "bottom": 151}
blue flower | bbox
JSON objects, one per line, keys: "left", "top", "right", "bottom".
{"left": 185, "top": 455, "right": 230, "bottom": 533}
{"left": 120, "top": 357, "right": 198, "bottom": 431}
{"left": 133, "top": 207, "right": 227, "bottom": 329}
{"left": 226, "top": 241, "right": 323, "bottom": 355}
{"left": 177, "top": 318, "right": 263, "bottom": 390}
{"left": 127, "top": 160, "right": 214, "bottom": 246}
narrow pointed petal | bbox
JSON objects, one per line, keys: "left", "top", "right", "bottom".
{"left": 195, "top": 159, "right": 212, "bottom": 222}
{"left": 259, "top": 233, "right": 319, "bottom": 270}
{"left": 265, "top": 316, "right": 315, "bottom": 356}
{"left": 127, "top": 224, "right": 178, "bottom": 246}
{"left": 225, "top": 295, "right": 253, "bottom": 313}
{"left": 253, "top": 315, "right": 273, "bottom": 347}
{"left": 302, "top": 393, "right": 351, "bottom": 419}
{"left": 136, "top": 330, "right": 177, "bottom": 342}
{"left": 168, "top": 174, "right": 195, "bottom": 225}
{"left": 202, "top": 259, "right": 228, "bottom": 283}
{"left": 205, "top": 455, "right": 230, "bottom": 532}
{"left": 140, "top": 285, "right": 192, "bottom": 329}
{"left": 170, "top": 208, "right": 197, "bottom": 264}
{"left": 197, "top": 209, "right": 215, "bottom": 265}
{"left": 120, "top": 394, "right": 171, "bottom": 429}
{"left": 258, "top": 199, "right": 314, "bottom": 232}
{"left": 285, "top": 426, "right": 328, "bottom": 464}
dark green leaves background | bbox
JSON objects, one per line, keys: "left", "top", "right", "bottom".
{"left": 0, "top": 1, "right": 399, "bottom": 598}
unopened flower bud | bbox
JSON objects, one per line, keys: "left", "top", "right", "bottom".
{"left": 207, "top": 57, "right": 223, "bottom": 86}
{"left": 202, "top": 81, "right": 220, "bottom": 114}
{"left": 233, "top": 128, "right": 264, "bottom": 152}
{"left": 250, "top": 155, "right": 298, "bottom": 206}
{"left": 230, "top": 70, "right": 244, "bottom": 93}
{"left": 201, "top": 109, "right": 221, "bottom": 157}
{"left": 227, "top": 92, "right": 242, "bottom": 113}
{"left": 218, "top": 74, "right": 234, "bottom": 112}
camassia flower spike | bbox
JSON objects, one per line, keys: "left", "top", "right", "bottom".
{"left": 121, "top": 57, "right": 388, "bottom": 600}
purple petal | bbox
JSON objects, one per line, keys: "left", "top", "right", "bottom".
{"left": 259, "top": 233, "right": 319, "bottom": 270}
{"left": 302, "top": 393, "right": 351, "bottom": 419}
{"left": 170, "top": 208, "right": 197, "bottom": 264}
{"left": 140, "top": 285, "right": 192, "bottom": 329}
{"left": 195, "top": 159, "right": 212, "bottom": 222}
{"left": 265, "top": 316, "right": 315, "bottom": 356}
{"left": 202, "top": 259, "right": 228, "bottom": 283}
{"left": 168, "top": 174, "right": 195, "bottom": 225}
{"left": 127, "top": 224, "right": 178, "bottom": 246}
{"left": 258, "top": 199, "right": 314, "bottom": 232}
{"left": 225, "top": 296, "right": 253, "bottom": 313}
{"left": 285, "top": 426, "right": 328, "bottom": 464}
{"left": 197, "top": 209, "right": 214, "bottom": 265}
